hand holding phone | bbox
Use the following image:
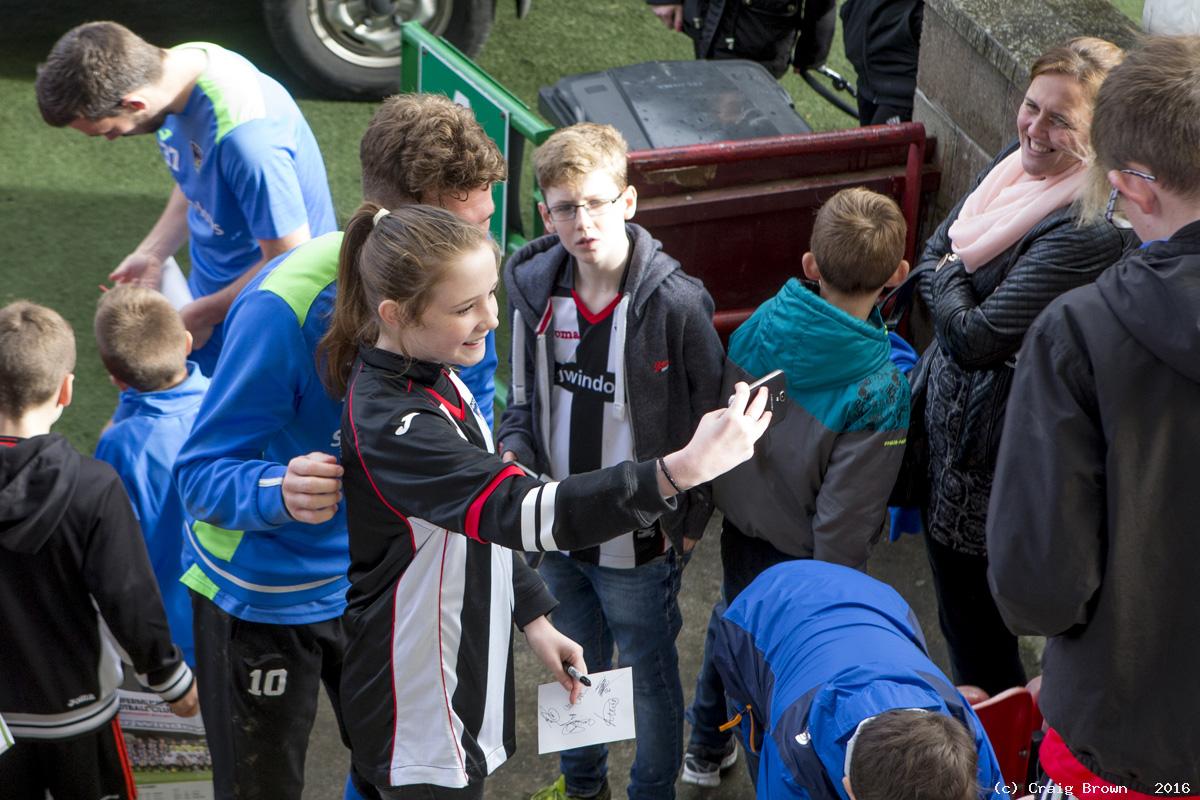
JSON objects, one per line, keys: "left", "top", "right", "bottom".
{"left": 729, "top": 369, "right": 786, "bottom": 413}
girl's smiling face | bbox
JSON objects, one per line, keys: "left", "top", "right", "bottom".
{"left": 392, "top": 242, "right": 499, "bottom": 367}
{"left": 1017, "top": 73, "right": 1089, "bottom": 178}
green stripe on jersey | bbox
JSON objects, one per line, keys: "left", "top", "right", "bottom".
{"left": 177, "top": 42, "right": 267, "bottom": 142}
{"left": 259, "top": 231, "right": 344, "bottom": 326}
{"left": 193, "top": 521, "right": 244, "bottom": 562}
{"left": 180, "top": 564, "right": 220, "bottom": 600}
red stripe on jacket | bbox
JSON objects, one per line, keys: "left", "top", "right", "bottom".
{"left": 465, "top": 466, "right": 524, "bottom": 542}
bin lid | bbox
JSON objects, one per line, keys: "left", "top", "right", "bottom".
{"left": 538, "top": 59, "right": 811, "bottom": 150}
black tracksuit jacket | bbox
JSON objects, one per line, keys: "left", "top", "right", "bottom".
{"left": 987, "top": 222, "right": 1200, "bottom": 791}
{"left": 0, "top": 434, "right": 193, "bottom": 740}
{"left": 339, "top": 350, "right": 675, "bottom": 790}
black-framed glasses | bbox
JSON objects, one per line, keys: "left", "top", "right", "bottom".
{"left": 545, "top": 193, "right": 624, "bottom": 222}
{"left": 1105, "top": 168, "right": 1156, "bottom": 225}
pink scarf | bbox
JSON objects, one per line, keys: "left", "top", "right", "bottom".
{"left": 948, "top": 150, "right": 1086, "bottom": 272}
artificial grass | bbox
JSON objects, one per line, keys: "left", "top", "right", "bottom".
{"left": 0, "top": 0, "right": 1144, "bottom": 451}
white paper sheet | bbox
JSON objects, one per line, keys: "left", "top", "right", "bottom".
{"left": 537, "top": 667, "right": 636, "bottom": 755}
{"left": 160, "top": 257, "right": 194, "bottom": 310}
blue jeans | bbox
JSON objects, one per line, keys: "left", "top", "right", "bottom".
{"left": 539, "top": 550, "right": 686, "bottom": 800}
{"left": 685, "top": 599, "right": 734, "bottom": 762}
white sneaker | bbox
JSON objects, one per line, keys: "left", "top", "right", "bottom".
{"left": 680, "top": 739, "right": 739, "bottom": 787}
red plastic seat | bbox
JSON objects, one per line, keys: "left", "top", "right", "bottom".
{"left": 972, "top": 687, "right": 1037, "bottom": 786}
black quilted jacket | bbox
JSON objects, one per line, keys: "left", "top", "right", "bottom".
{"left": 916, "top": 144, "right": 1130, "bottom": 552}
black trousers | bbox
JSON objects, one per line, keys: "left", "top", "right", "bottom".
{"left": 857, "top": 95, "right": 913, "bottom": 126}
{"left": 0, "top": 717, "right": 135, "bottom": 800}
{"left": 191, "top": 592, "right": 380, "bottom": 800}
{"left": 922, "top": 535, "right": 1027, "bottom": 697}
{"left": 720, "top": 517, "right": 796, "bottom": 603}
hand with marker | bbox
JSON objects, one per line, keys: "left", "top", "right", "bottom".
{"left": 524, "top": 615, "right": 588, "bottom": 704}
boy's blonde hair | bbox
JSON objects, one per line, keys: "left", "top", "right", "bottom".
{"left": 810, "top": 188, "right": 906, "bottom": 296}
{"left": 534, "top": 123, "right": 628, "bottom": 192}
{"left": 1092, "top": 35, "right": 1200, "bottom": 200}
{"left": 94, "top": 285, "right": 188, "bottom": 392}
{"left": 0, "top": 301, "right": 76, "bottom": 419}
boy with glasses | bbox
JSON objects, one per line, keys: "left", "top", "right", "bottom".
{"left": 498, "top": 123, "right": 724, "bottom": 800}
{"left": 988, "top": 35, "right": 1200, "bottom": 795}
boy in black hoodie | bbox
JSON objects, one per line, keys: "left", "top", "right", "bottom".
{"left": 498, "top": 123, "right": 724, "bottom": 800}
{"left": 987, "top": 36, "right": 1200, "bottom": 794}
{"left": 0, "top": 301, "right": 197, "bottom": 798}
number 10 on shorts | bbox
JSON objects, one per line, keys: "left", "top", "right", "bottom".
{"left": 248, "top": 668, "right": 288, "bottom": 696}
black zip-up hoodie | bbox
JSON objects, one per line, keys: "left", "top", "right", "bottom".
{"left": 497, "top": 223, "right": 725, "bottom": 552}
{"left": 0, "top": 433, "right": 193, "bottom": 739}
{"left": 987, "top": 221, "right": 1200, "bottom": 792}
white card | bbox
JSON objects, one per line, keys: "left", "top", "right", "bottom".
{"left": 537, "top": 667, "right": 636, "bottom": 754}
{"left": 159, "top": 257, "right": 194, "bottom": 310}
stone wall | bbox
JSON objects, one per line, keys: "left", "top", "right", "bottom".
{"left": 915, "top": 0, "right": 1138, "bottom": 224}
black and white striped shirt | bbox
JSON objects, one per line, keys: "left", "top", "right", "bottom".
{"left": 339, "top": 349, "right": 676, "bottom": 790}
{"left": 547, "top": 273, "right": 667, "bottom": 568}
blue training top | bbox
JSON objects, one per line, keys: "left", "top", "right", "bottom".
{"left": 174, "top": 234, "right": 348, "bottom": 624}
{"left": 156, "top": 43, "right": 335, "bottom": 301}
{"left": 96, "top": 363, "right": 210, "bottom": 666}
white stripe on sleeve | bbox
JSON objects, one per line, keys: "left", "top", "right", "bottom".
{"left": 538, "top": 482, "right": 559, "bottom": 552}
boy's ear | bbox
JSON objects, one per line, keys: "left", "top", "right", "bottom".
{"left": 621, "top": 184, "right": 638, "bottom": 220}
{"left": 537, "top": 201, "right": 554, "bottom": 230}
{"left": 58, "top": 373, "right": 75, "bottom": 410}
{"left": 843, "top": 775, "right": 857, "bottom": 800}
{"left": 183, "top": 330, "right": 194, "bottom": 357}
{"left": 801, "top": 251, "right": 821, "bottom": 282}
{"left": 1110, "top": 168, "right": 1158, "bottom": 217}
{"left": 884, "top": 259, "right": 910, "bottom": 289}
{"left": 107, "top": 374, "right": 130, "bottom": 392}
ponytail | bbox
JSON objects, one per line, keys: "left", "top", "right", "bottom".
{"left": 319, "top": 202, "right": 385, "bottom": 397}
{"left": 317, "top": 202, "right": 497, "bottom": 398}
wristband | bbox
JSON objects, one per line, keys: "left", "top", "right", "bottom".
{"left": 658, "top": 457, "right": 684, "bottom": 494}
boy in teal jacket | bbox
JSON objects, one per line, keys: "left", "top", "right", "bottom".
{"left": 684, "top": 187, "right": 912, "bottom": 785}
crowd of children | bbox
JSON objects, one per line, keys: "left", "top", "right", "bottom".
{"left": 2, "top": 16, "right": 1200, "bottom": 800}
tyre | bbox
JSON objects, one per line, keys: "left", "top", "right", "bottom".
{"left": 263, "top": 0, "right": 495, "bottom": 100}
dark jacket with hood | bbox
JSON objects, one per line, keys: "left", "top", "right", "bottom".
{"left": 987, "top": 223, "right": 1200, "bottom": 792}
{"left": 647, "top": 0, "right": 837, "bottom": 78}
{"left": 713, "top": 278, "right": 909, "bottom": 567}
{"left": 496, "top": 223, "right": 724, "bottom": 553}
{"left": 0, "top": 434, "right": 193, "bottom": 740}
{"left": 840, "top": 0, "right": 923, "bottom": 109}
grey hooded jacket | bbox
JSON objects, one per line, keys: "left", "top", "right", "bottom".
{"left": 496, "top": 223, "right": 724, "bottom": 552}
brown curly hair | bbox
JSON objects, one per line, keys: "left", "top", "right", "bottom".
{"left": 360, "top": 94, "right": 507, "bottom": 209}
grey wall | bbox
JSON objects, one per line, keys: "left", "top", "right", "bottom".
{"left": 914, "top": 0, "right": 1138, "bottom": 223}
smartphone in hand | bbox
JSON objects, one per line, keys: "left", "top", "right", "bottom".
{"left": 730, "top": 368, "right": 787, "bottom": 413}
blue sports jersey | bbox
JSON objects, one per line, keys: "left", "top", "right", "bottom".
{"left": 95, "top": 363, "right": 210, "bottom": 667}
{"left": 174, "top": 233, "right": 348, "bottom": 624}
{"left": 156, "top": 43, "right": 335, "bottom": 301}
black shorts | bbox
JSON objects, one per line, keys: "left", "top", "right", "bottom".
{"left": 191, "top": 592, "right": 380, "bottom": 800}
{"left": 0, "top": 717, "right": 136, "bottom": 800}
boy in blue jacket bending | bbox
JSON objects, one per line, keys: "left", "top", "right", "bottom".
{"left": 94, "top": 285, "right": 209, "bottom": 667}
{"left": 714, "top": 560, "right": 1004, "bottom": 799}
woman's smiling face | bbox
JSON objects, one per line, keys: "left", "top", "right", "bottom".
{"left": 1017, "top": 72, "right": 1089, "bottom": 178}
